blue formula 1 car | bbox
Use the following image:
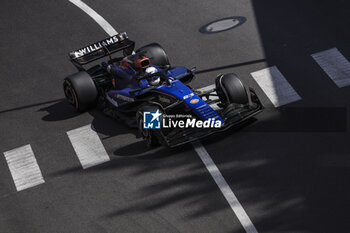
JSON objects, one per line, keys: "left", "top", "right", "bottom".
{"left": 63, "top": 33, "right": 263, "bottom": 147}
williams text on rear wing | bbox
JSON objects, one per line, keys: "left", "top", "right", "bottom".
{"left": 69, "top": 32, "right": 135, "bottom": 69}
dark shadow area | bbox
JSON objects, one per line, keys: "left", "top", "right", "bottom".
{"left": 40, "top": 99, "right": 139, "bottom": 140}
{"left": 39, "top": 100, "right": 80, "bottom": 121}
{"left": 89, "top": 109, "right": 138, "bottom": 140}
{"left": 245, "top": 107, "right": 347, "bottom": 132}
{"left": 112, "top": 140, "right": 163, "bottom": 157}
{"left": 98, "top": 129, "right": 350, "bottom": 233}
{"left": 113, "top": 141, "right": 193, "bottom": 161}
{"left": 49, "top": 164, "right": 85, "bottom": 177}
{"left": 0, "top": 98, "right": 64, "bottom": 115}
{"left": 238, "top": 1, "right": 350, "bottom": 232}
{"left": 195, "top": 59, "right": 266, "bottom": 74}
{"left": 88, "top": 119, "right": 268, "bottom": 220}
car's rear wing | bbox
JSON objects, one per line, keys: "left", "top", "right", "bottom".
{"left": 69, "top": 32, "right": 135, "bottom": 69}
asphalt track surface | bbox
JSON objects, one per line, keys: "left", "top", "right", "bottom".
{"left": 1, "top": 0, "right": 350, "bottom": 232}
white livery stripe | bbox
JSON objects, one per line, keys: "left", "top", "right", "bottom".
{"left": 311, "top": 48, "right": 350, "bottom": 88}
{"left": 67, "top": 125, "right": 110, "bottom": 169}
{"left": 69, "top": 0, "right": 118, "bottom": 36}
{"left": 192, "top": 141, "right": 258, "bottom": 233}
{"left": 251, "top": 66, "right": 301, "bottom": 107}
{"left": 3, "top": 145, "right": 45, "bottom": 192}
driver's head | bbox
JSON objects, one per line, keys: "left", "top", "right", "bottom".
{"left": 145, "top": 66, "right": 160, "bottom": 85}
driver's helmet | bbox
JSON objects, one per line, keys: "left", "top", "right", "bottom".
{"left": 145, "top": 66, "right": 160, "bottom": 85}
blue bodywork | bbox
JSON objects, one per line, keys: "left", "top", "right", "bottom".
{"left": 106, "top": 65, "right": 224, "bottom": 123}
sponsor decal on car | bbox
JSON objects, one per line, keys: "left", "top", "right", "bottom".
{"left": 190, "top": 99, "right": 199, "bottom": 104}
{"left": 71, "top": 33, "right": 128, "bottom": 58}
{"left": 183, "top": 93, "right": 194, "bottom": 100}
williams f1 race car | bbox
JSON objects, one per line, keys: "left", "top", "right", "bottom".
{"left": 63, "top": 33, "right": 263, "bottom": 147}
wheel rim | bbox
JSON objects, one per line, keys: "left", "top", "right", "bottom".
{"left": 139, "top": 117, "right": 149, "bottom": 138}
{"left": 64, "top": 82, "right": 78, "bottom": 109}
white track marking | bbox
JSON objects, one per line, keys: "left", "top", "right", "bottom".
{"left": 69, "top": 0, "right": 118, "bottom": 36}
{"left": 67, "top": 125, "right": 110, "bottom": 169}
{"left": 312, "top": 48, "right": 350, "bottom": 88}
{"left": 192, "top": 141, "right": 258, "bottom": 233}
{"left": 3, "top": 145, "right": 45, "bottom": 192}
{"left": 251, "top": 66, "right": 301, "bottom": 107}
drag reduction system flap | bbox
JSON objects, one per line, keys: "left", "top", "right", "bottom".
{"left": 69, "top": 32, "right": 135, "bottom": 66}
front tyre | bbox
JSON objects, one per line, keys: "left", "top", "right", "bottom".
{"left": 215, "top": 73, "right": 249, "bottom": 105}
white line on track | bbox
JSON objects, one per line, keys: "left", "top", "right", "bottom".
{"left": 192, "top": 141, "right": 258, "bottom": 233}
{"left": 251, "top": 66, "right": 301, "bottom": 107}
{"left": 67, "top": 125, "right": 110, "bottom": 169}
{"left": 69, "top": 1, "right": 257, "bottom": 231}
{"left": 312, "top": 48, "right": 350, "bottom": 88}
{"left": 3, "top": 144, "right": 45, "bottom": 192}
{"left": 69, "top": 0, "right": 118, "bottom": 36}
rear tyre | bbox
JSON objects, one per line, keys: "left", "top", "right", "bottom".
{"left": 63, "top": 71, "right": 98, "bottom": 112}
{"left": 136, "top": 105, "right": 162, "bottom": 147}
{"left": 136, "top": 43, "right": 170, "bottom": 67}
{"left": 215, "top": 73, "right": 249, "bottom": 105}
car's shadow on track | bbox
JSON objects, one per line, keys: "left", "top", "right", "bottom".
{"left": 40, "top": 99, "right": 258, "bottom": 158}
{"left": 39, "top": 100, "right": 187, "bottom": 160}
{"left": 40, "top": 100, "right": 80, "bottom": 121}
{"left": 41, "top": 99, "right": 141, "bottom": 141}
